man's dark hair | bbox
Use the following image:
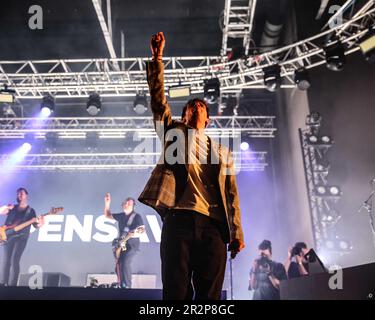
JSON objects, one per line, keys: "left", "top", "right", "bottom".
{"left": 181, "top": 98, "right": 210, "bottom": 120}
{"left": 124, "top": 197, "right": 136, "bottom": 206}
{"left": 16, "top": 187, "right": 29, "bottom": 195}
{"left": 258, "top": 239, "right": 272, "bottom": 254}
{"left": 294, "top": 242, "right": 307, "bottom": 250}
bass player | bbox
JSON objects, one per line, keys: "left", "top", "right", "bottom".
{"left": 0, "top": 187, "right": 45, "bottom": 286}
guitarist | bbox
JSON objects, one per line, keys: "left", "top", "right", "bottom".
{"left": 0, "top": 187, "right": 44, "bottom": 286}
{"left": 104, "top": 193, "right": 145, "bottom": 288}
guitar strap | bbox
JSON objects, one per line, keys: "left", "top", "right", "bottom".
{"left": 127, "top": 212, "right": 136, "bottom": 228}
{"left": 25, "top": 206, "right": 32, "bottom": 218}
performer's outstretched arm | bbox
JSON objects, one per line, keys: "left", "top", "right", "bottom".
{"left": 104, "top": 192, "right": 114, "bottom": 219}
{"left": 148, "top": 32, "right": 173, "bottom": 139}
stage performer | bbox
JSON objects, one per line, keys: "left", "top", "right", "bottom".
{"left": 138, "top": 32, "right": 245, "bottom": 300}
{"left": 0, "top": 187, "right": 45, "bottom": 286}
{"left": 104, "top": 193, "right": 145, "bottom": 288}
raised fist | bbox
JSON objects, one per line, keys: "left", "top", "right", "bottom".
{"left": 104, "top": 193, "right": 111, "bottom": 206}
{"left": 150, "top": 32, "right": 165, "bottom": 60}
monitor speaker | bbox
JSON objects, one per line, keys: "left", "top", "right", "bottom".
{"left": 17, "top": 272, "right": 71, "bottom": 287}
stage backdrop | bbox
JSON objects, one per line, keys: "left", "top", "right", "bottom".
{"left": 0, "top": 162, "right": 291, "bottom": 298}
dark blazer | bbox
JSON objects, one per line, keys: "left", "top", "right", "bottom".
{"left": 138, "top": 60, "right": 244, "bottom": 244}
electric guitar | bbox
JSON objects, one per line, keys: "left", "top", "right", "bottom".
{"left": 0, "top": 207, "right": 64, "bottom": 244}
{"left": 112, "top": 225, "right": 145, "bottom": 260}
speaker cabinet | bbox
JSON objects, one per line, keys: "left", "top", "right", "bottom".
{"left": 18, "top": 272, "right": 71, "bottom": 287}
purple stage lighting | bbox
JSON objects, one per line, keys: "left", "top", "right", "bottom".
{"left": 12, "top": 142, "right": 32, "bottom": 162}
{"left": 21, "top": 142, "right": 32, "bottom": 152}
{"left": 41, "top": 106, "right": 52, "bottom": 118}
{"left": 240, "top": 142, "right": 250, "bottom": 151}
{"left": 1, "top": 142, "right": 32, "bottom": 172}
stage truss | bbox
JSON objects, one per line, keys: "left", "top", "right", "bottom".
{"left": 0, "top": 0, "right": 374, "bottom": 173}
{"left": 0, "top": 116, "right": 276, "bottom": 139}
{"left": 0, "top": 151, "right": 268, "bottom": 172}
{"left": 221, "top": 0, "right": 258, "bottom": 56}
{"left": 0, "top": 115, "right": 273, "bottom": 171}
{"left": 0, "top": 1, "right": 373, "bottom": 98}
{"left": 299, "top": 128, "right": 343, "bottom": 252}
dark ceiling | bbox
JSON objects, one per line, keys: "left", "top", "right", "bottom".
{"left": 0, "top": 0, "right": 351, "bottom": 60}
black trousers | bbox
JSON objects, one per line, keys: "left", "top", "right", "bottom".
{"left": 116, "top": 248, "right": 137, "bottom": 288}
{"left": 0, "top": 237, "right": 28, "bottom": 286}
{"left": 160, "top": 210, "right": 227, "bottom": 300}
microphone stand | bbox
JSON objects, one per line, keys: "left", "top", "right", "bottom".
{"left": 358, "top": 190, "right": 375, "bottom": 247}
{"left": 229, "top": 257, "right": 234, "bottom": 300}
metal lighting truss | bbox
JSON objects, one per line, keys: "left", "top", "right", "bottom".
{"left": 299, "top": 128, "right": 342, "bottom": 251}
{"left": 0, "top": 0, "right": 373, "bottom": 98}
{"left": 322, "top": 0, "right": 374, "bottom": 31}
{"left": 0, "top": 151, "right": 268, "bottom": 172}
{"left": 0, "top": 116, "right": 276, "bottom": 139}
{"left": 0, "top": 115, "right": 273, "bottom": 171}
{"left": 221, "top": 0, "right": 258, "bottom": 56}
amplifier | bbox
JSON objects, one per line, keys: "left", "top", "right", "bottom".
{"left": 18, "top": 272, "right": 71, "bottom": 287}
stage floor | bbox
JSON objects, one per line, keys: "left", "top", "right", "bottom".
{"left": 0, "top": 287, "right": 228, "bottom": 300}
{"left": 0, "top": 286, "right": 164, "bottom": 300}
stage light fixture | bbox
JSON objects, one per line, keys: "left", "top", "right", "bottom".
{"left": 240, "top": 142, "right": 250, "bottom": 151}
{"left": 321, "top": 209, "right": 341, "bottom": 224}
{"left": 0, "top": 93, "right": 14, "bottom": 104}
{"left": 87, "top": 93, "right": 102, "bottom": 116}
{"left": 41, "top": 94, "right": 55, "bottom": 116}
{"left": 307, "top": 134, "right": 333, "bottom": 147}
{"left": 329, "top": 186, "right": 341, "bottom": 196}
{"left": 169, "top": 85, "right": 191, "bottom": 98}
{"left": 2, "top": 104, "right": 16, "bottom": 118}
{"left": 44, "top": 132, "right": 58, "bottom": 153}
{"left": 306, "top": 112, "right": 322, "bottom": 128}
{"left": 338, "top": 240, "right": 350, "bottom": 250}
{"left": 308, "top": 134, "right": 319, "bottom": 144}
{"left": 315, "top": 162, "right": 330, "bottom": 173}
{"left": 321, "top": 135, "right": 332, "bottom": 144}
{"left": 316, "top": 186, "right": 327, "bottom": 195}
{"left": 133, "top": 94, "right": 148, "bottom": 115}
{"left": 324, "top": 237, "right": 353, "bottom": 252}
{"left": 324, "top": 40, "right": 346, "bottom": 72}
{"left": 294, "top": 68, "right": 311, "bottom": 90}
{"left": 315, "top": 185, "right": 342, "bottom": 198}
{"left": 325, "top": 239, "right": 335, "bottom": 250}
{"left": 0, "top": 85, "right": 15, "bottom": 103}
{"left": 220, "top": 95, "right": 237, "bottom": 116}
{"left": 85, "top": 132, "right": 99, "bottom": 152}
{"left": 21, "top": 142, "right": 32, "bottom": 153}
{"left": 359, "top": 27, "right": 375, "bottom": 64}
{"left": 321, "top": 214, "right": 333, "bottom": 223}
{"left": 263, "top": 65, "right": 281, "bottom": 92}
{"left": 204, "top": 78, "right": 220, "bottom": 104}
